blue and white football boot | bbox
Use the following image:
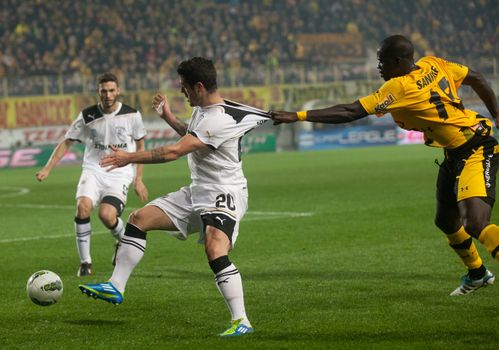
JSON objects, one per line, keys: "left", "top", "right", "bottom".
{"left": 79, "top": 281, "right": 124, "bottom": 305}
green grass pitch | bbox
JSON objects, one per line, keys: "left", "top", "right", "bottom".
{"left": 1, "top": 145, "right": 498, "bottom": 349}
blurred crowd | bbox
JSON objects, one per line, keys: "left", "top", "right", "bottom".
{"left": 0, "top": 0, "right": 497, "bottom": 84}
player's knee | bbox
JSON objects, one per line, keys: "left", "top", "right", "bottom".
{"left": 98, "top": 207, "right": 117, "bottom": 228}
{"left": 128, "top": 209, "right": 146, "bottom": 227}
{"left": 76, "top": 202, "right": 92, "bottom": 218}
{"left": 463, "top": 218, "right": 488, "bottom": 238}
{"left": 204, "top": 228, "right": 230, "bottom": 260}
{"left": 434, "top": 215, "right": 460, "bottom": 235}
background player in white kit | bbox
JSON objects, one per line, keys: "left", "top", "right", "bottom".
{"left": 36, "top": 73, "right": 148, "bottom": 277}
{"left": 79, "top": 57, "right": 270, "bottom": 337}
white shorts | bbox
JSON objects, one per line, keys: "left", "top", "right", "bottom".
{"left": 147, "top": 184, "right": 248, "bottom": 246}
{"left": 76, "top": 169, "right": 131, "bottom": 208}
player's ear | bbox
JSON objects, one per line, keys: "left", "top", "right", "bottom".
{"left": 195, "top": 82, "right": 204, "bottom": 94}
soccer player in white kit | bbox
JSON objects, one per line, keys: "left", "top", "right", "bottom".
{"left": 79, "top": 57, "right": 270, "bottom": 337}
{"left": 36, "top": 73, "right": 148, "bottom": 277}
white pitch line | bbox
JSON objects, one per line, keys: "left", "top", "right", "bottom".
{"left": 0, "top": 230, "right": 108, "bottom": 243}
{"left": 0, "top": 203, "right": 314, "bottom": 217}
{"left": 0, "top": 203, "right": 76, "bottom": 210}
{"left": 247, "top": 211, "right": 313, "bottom": 217}
{"left": 0, "top": 203, "right": 314, "bottom": 244}
{"left": 0, "top": 186, "right": 30, "bottom": 198}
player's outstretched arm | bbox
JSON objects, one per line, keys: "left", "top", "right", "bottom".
{"left": 463, "top": 69, "right": 499, "bottom": 127}
{"left": 271, "top": 100, "right": 369, "bottom": 124}
{"left": 100, "top": 134, "right": 207, "bottom": 171}
{"left": 152, "top": 92, "right": 188, "bottom": 136}
{"left": 133, "top": 138, "right": 148, "bottom": 202}
{"left": 35, "top": 139, "right": 74, "bottom": 181}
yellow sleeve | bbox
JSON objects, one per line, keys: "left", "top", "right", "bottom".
{"left": 359, "top": 79, "right": 404, "bottom": 117}
{"left": 442, "top": 58, "right": 469, "bottom": 88}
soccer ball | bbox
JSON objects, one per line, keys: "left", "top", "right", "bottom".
{"left": 26, "top": 270, "right": 63, "bottom": 306}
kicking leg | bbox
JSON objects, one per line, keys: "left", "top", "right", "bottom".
{"left": 79, "top": 205, "right": 177, "bottom": 304}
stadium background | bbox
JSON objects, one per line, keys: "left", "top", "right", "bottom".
{"left": 1, "top": 2, "right": 499, "bottom": 349}
{"left": 0, "top": 0, "right": 497, "bottom": 167}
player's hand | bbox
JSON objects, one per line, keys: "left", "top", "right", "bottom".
{"left": 152, "top": 93, "right": 172, "bottom": 118}
{"left": 35, "top": 168, "right": 50, "bottom": 182}
{"left": 100, "top": 146, "right": 130, "bottom": 171}
{"left": 270, "top": 110, "right": 298, "bottom": 125}
{"left": 134, "top": 179, "right": 148, "bottom": 202}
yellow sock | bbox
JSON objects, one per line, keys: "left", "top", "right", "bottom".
{"left": 446, "top": 227, "right": 483, "bottom": 269}
{"left": 478, "top": 224, "right": 499, "bottom": 261}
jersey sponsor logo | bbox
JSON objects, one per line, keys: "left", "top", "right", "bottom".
{"left": 94, "top": 142, "right": 128, "bottom": 150}
{"left": 374, "top": 93, "right": 395, "bottom": 115}
{"left": 416, "top": 66, "right": 439, "bottom": 90}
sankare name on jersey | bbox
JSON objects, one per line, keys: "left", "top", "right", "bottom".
{"left": 65, "top": 102, "right": 146, "bottom": 179}
{"left": 187, "top": 101, "right": 270, "bottom": 186}
{"left": 359, "top": 56, "right": 492, "bottom": 149}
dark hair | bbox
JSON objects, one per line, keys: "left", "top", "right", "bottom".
{"left": 380, "top": 35, "right": 414, "bottom": 60}
{"left": 97, "top": 72, "right": 119, "bottom": 86}
{"left": 177, "top": 57, "right": 217, "bottom": 92}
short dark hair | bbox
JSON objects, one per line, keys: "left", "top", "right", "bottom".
{"left": 380, "top": 35, "right": 414, "bottom": 60}
{"left": 97, "top": 72, "right": 119, "bottom": 86}
{"left": 177, "top": 57, "right": 217, "bottom": 92}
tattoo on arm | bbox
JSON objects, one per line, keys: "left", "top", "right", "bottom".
{"left": 171, "top": 119, "right": 188, "bottom": 136}
{"left": 151, "top": 148, "right": 167, "bottom": 163}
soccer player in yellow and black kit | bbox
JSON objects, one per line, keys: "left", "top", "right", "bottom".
{"left": 271, "top": 35, "right": 499, "bottom": 296}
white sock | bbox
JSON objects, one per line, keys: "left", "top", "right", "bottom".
{"left": 110, "top": 233, "right": 146, "bottom": 293}
{"left": 75, "top": 218, "right": 91, "bottom": 263}
{"left": 110, "top": 217, "right": 125, "bottom": 240}
{"left": 215, "top": 263, "right": 250, "bottom": 325}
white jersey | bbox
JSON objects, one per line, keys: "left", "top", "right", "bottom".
{"left": 187, "top": 101, "right": 270, "bottom": 186}
{"left": 65, "top": 102, "right": 146, "bottom": 180}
